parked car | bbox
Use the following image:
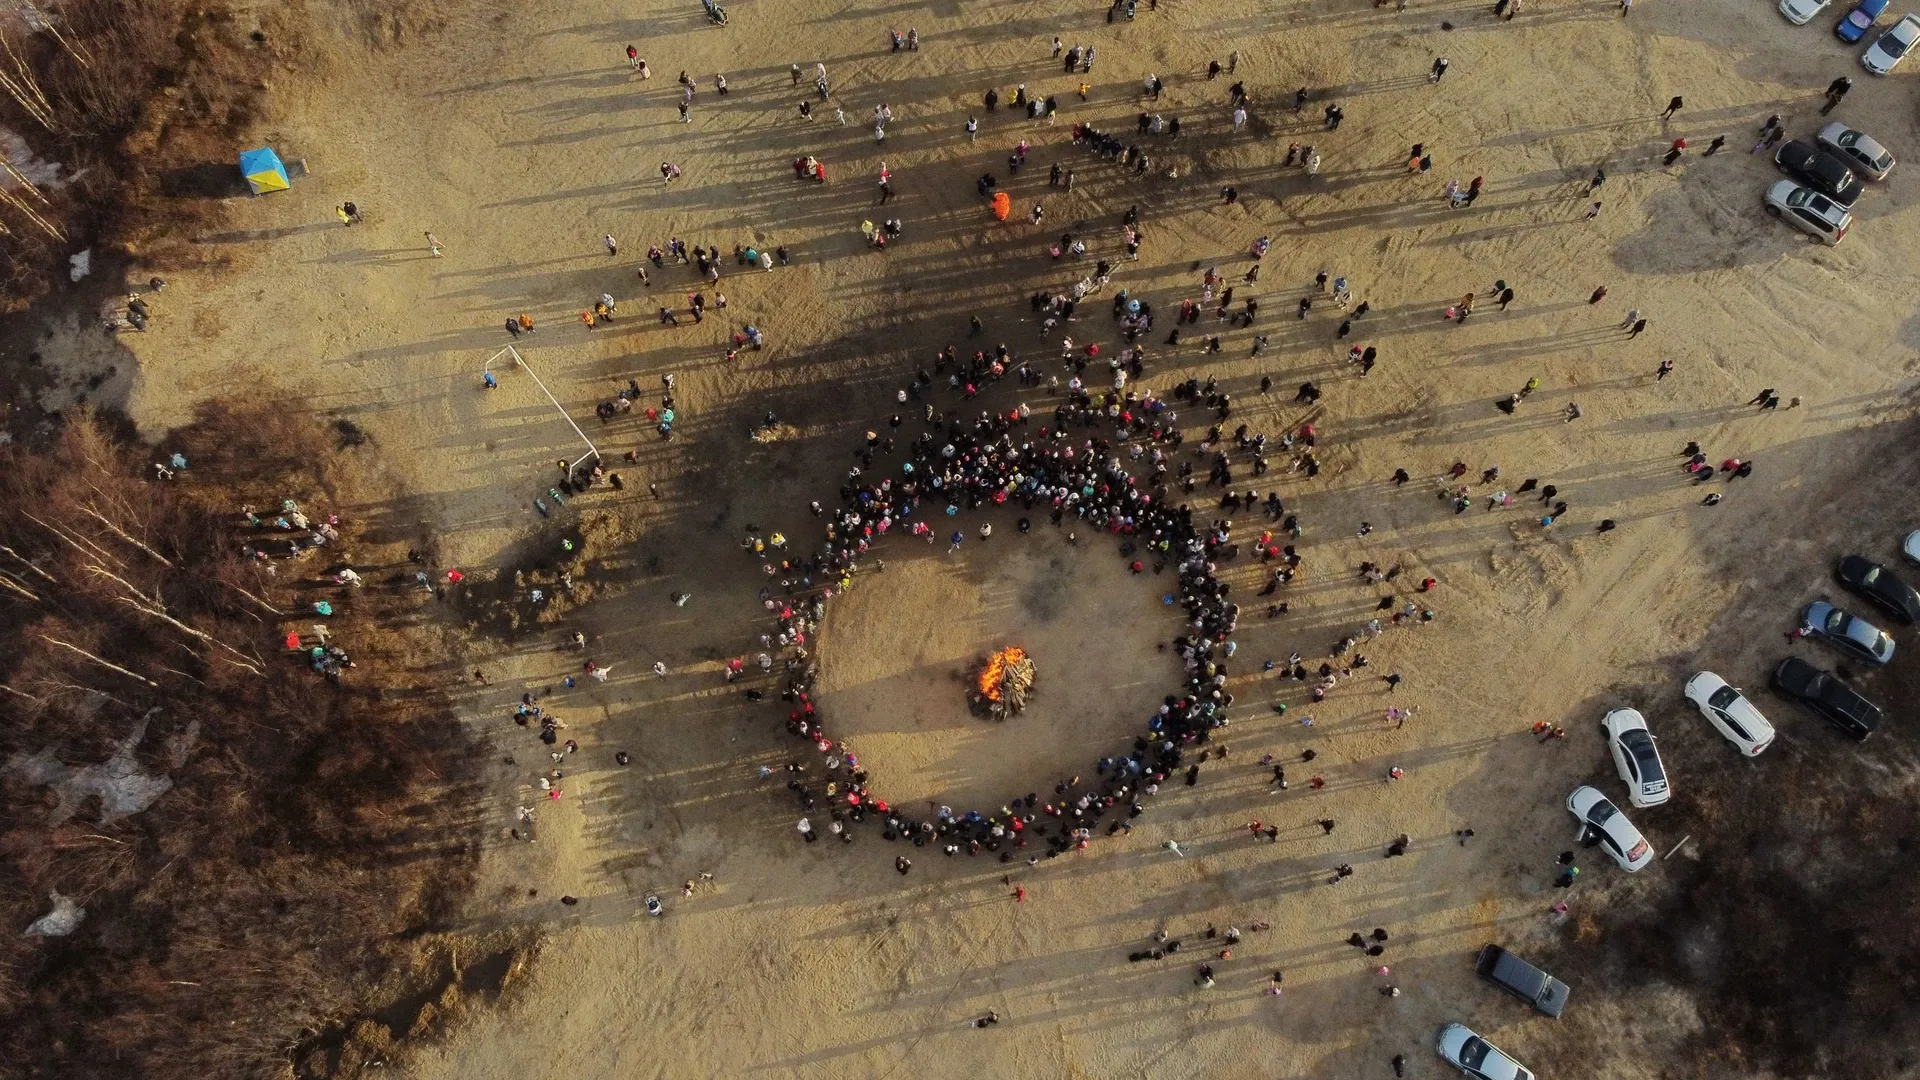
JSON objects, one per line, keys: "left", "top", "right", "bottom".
{"left": 1772, "top": 656, "right": 1883, "bottom": 740}
{"left": 1436, "top": 1023, "right": 1536, "bottom": 1080}
{"left": 1775, "top": 140, "right": 1864, "bottom": 205}
{"left": 1783, "top": 0, "right": 1834, "bottom": 21}
{"left": 1683, "top": 671, "right": 1777, "bottom": 756}
{"left": 1905, "top": 529, "right": 1920, "bottom": 566}
{"left": 1863, "top": 12, "right": 1920, "bottom": 72}
{"left": 1816, "top": 122, "right": 1896, "bottom": 181}
{"left": 1838, "top": 0, "right": 1889, "bottom": 41}
{"left": 1837, "top": 555, "right": 1920, "bottom": 623}
{"left": 1763, "top": 181, "right": 1853, "bottom": 245}
{"left": 1474, "top": 944, "right": 1571, "bottom": 1017}
{"left": 1801, "top": 600, "right": 1895, "bottom": 665}
{"left": 1601, "top": 708, "right": 1670, "bottom": 807}
{"left": 1567, "top": 785, "right": 1654, "bottom": 871}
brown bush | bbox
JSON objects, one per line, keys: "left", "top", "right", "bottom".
{"left": 0, "top": 405, "right": 481, "bottom": 1080}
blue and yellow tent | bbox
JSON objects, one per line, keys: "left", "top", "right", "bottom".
{"left": 239, "top": 147, "right": 290, "bottom": 195}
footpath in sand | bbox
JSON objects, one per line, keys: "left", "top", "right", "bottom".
{"left": 53, "top": 0, "right": 1920, "bottom": 1073}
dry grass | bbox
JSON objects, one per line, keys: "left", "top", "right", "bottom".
{"left": 0, "top": 405, "right": 482, "bottom": 1080}
{"left": 0, "top": 0, "right": 273, "bottom": 306}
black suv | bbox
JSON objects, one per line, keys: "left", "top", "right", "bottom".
{"left": 1772, "top": 656, "right": 1882, "bottom": 740}
{"left": 1775, "top": 140, "right": 1864, "bottom": 207}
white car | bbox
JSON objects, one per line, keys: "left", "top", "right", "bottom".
{"left": 1781, "top": 0, "right": 1832, "bottom": 22}
{"left": 1436, "top": 1023, "right": 1535, "bottom": 1080}
{"left": 1904, "top": 529, "right": 1920, "bottom": 566}
{"left": 1683, "top": 671, "right": 1777, "bottom": 756}
{"left": 1567, "top": 785, "right": 1654, "bottom": 872}
{"left": 1601, "top": 708, "right": 1670, "bottom": 807}
{"left": 1862, "top": 12, "right": 1920, "bottom": 73}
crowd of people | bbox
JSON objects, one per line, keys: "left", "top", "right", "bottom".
{"left": 757, "top": 385, "right": 1261, "bottom": 862}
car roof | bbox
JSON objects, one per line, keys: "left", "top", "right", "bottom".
{"left": 1779, "top": 140, "right": 1817, "bottom": 166}
{"left": 1859, "top": 0, "right": 1889, "bottom": 13}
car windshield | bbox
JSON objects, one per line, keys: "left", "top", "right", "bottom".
{"left": 1826, "top": 609, "right": 1849, "bottom": 632}
{"left": 1861, "top": 566, "right": 1881, "bottom": 585}
{"left": 1851, "top": 11, "right": 1873, "bottom": 25}
{"left": 1459, "top": 1037, "right": 1491, "bottom": 1069}
{"left": 1622, "top": 731, "right": 1664, "bottom": 780}
{"left": 1889, "top": 25, "right": 1916, "bottom": 52}
{"left": 1708, "top": 685, "right": 1741, "bottom": 710}
{"left": 1588, "top": 798, "right": 1618, "bottom": 825}
{"left": 1808, "top": 192, "right": 1836, "bottom": 214}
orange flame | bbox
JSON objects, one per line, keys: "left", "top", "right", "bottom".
{"left": 977, "top": 647, "right": 1028, "bottom": 701}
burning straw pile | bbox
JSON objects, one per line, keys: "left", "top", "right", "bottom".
{"left": 970, "top": 646, "right": 1035, "bottom": 719}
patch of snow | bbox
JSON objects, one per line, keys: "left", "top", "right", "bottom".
{"left": 3, "top": 710, "right": 180, "bottom": 825}
{"left": 23, "top": 891, "right": 85, "bottom": 937}
{"left": 0, "top": 125, "right": 65, "bottom": 189}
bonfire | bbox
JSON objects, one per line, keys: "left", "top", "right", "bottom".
{"left": 970, "top": 646, "right": 1035, "bottom": 719}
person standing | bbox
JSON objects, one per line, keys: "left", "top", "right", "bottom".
{"left": 1704, "top": 134, "right": 1726, "bottom": 155}
{"left": 1584, "top": 200, "right": 1602, "bottom": 221}
{"left": 1620, "top": 0, "right": 1632, "bottom": 14}
{"left": 424, "top": 231, "right": 443, "bottom": 257}
{"left": 627, "top": 44, "right": 640, "bottom": 70}
{"left": 604, "top": 233, "right": 619, "bottom": 257}
{"left": 1656, "top": 359, "right": 1674, "bottom": 380}
{"left": 1663, "top": 138, "right": 1686, "bottom": 166}
{"left": 1660, "top": 95, "right": 1683, "bottom": 120}
{"left": 1430, "top": 56, "right": 1449, "bottom": 82}
{"left": 1589, "top": 284, "right": 1608, "bottom": 304}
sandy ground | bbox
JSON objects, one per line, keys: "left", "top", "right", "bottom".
{"left": 816, "top": 531, "right": 1174, "bottom": 810}
{"left": 23, "top": 0, "right": 1920, "bottom": 1072}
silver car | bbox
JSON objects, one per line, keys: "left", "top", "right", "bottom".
{"left": 1781, "top": 0, "right": 1832, "bottom": 21}
{"left": 1816, "top": 122, "right": 1896, "bottom": 181}
{"left": 1802, "top": 600, "right": 1895, "bottom": 666}
{"left": 1863, "top": 12, "right": 1920, "bottom": 73}
{"left": 1764, "top": 181, "right": 1851, "bottom": 245}
{"left": 1436, "top": 1023, "right": 1535, "bottom": 1080}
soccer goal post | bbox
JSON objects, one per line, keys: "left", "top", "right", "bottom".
{"left": 484, "top": 345, "right": 600, "bottom": 475}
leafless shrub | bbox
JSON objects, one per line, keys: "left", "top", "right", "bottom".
{"left": 0, "top": 405, "right": 482, "bottom": 1080}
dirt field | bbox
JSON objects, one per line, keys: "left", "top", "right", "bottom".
{"left": 17, "top": 0, "right": 1920, "bottom": 1073}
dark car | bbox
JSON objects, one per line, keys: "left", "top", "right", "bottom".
{"left": 1775, "top": 140, "right": 1864, "bottom": 207}
{"left": 1837, "top": 555, "right": 1920, "bottom": 624}
{"left": 1475, "top": 944, "right": 1570, "bottom": 1018}
{"left": 1772, "top": 656, "right": 1883, "bottom": 740}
